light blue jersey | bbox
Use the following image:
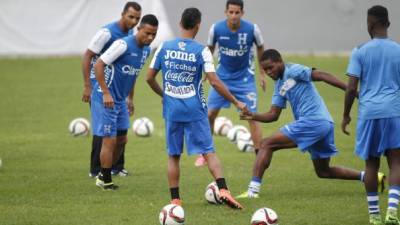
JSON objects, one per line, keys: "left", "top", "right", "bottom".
{"left": 347, "top": 38, "right": 400, "bottom": 120}
{"left": 272, "top": 63, "right": 333, "bottom": 122}
{"left": 207, "top": 19, "right": 264, "bottom": 80}
{"left": 150, "top": 38, "right": 215, "bottom": 122}
{"left": 92, "top": 35, "right": 150, "bottom": 104}
{"left": 88, "top": 21, "right": 133, "bottom": 86}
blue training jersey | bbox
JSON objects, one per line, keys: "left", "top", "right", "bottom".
{"left": 207, "top": 19, "right": 264, "bottom": 80}
{"left": 347, "top": 38, "right": 400, "bottom": 120}
{"left": 88, "top": 21, "right": 133, "bottom": 85}
{"left": 150, "top": 38, "right": 215, "bottom": 122}
{"left": 92, "top": 35, "right": 150, "bottom": 104}
{"left": 272, "top": 63, "right": 333, "bottom": 122}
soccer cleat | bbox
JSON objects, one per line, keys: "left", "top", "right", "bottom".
{"left": 219, "top": 189, "right": 243, "bottom": 209}
{"left": 236, "top": 190, "right": 259, "bottom": 199}
{"left": 95, "top": 174, "right": 105, "bottom": 187}
{"left": 102, "top": 183, "right": 119, "bottom": 190}
{"left": 378, "top": 172, "right": 386, "bottom": 193}
{"left": 370, "top": 214, "right": 383, "bottom": 225}
{"left": 89, "top": 172, "right": 99, "bottom": 178}
{"left": 194, "top": 155, "right": 207, "bottom": 167}
{"left": 385, "top": 209, "right": 400, "bottom": 225}
{"left": 111, "top": 169, "right": 129, "bottom": 177}
{"left": 170, "top": 198, "right": 182, "bottom": 206}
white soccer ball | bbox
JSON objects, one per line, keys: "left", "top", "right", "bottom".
{"left": 132, "top": 117, "right": 154, "bottom": 137}
{"left": 227, "top": 125, "right": 249, "bottom": 143}
{"left": 204, "top": 181, "right": 223, "bottom": 204}
{"left": 237, "top": 132, "right": 254, "bottom": 152}
{"left": 159, "top": 204, "right": 185, "bottom": 225}
{"left": 213, "top": 116, "right": 233, "bottom": 136}
{"left": 68, "top": 118, "right": 90, "bottom": 137}
{"left": 251, "top": 207, "right": 279, "bottom": 225}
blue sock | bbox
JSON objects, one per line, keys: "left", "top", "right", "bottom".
{"left": 251, "top": 176, "right": 262, "bottom": 183}
{"left": 388, "top": 185, "right": 400, "bottom": 211}
{"left": 367, "top": 192, "right": 380, "bottom": 215}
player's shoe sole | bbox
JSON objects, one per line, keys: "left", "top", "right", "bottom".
{"left": 236, "top": 191, "right": 259, "bottom": 199}
{"left": 378, "top": 172, "right": 386, "bottom": 193}
{"left": 385, "top": 209, "right": 400, "bottom": 225}
{"left": 170, "top": 198, "right": 182, "bottom": 206}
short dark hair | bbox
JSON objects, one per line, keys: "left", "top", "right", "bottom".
{"left": 368, "top": 5, "right": 389, "bottom": 27}
{"left": 226, "top": 0, "right": 244, "bottom": 10}
{"left": 261, "top": 49, "right": 282, "bottom": 62}
{"left": 181, "top": 7, "right": 201, "bottom": 30}
{"left": 123, "top": 1, "right": 141, "bottom": 13}
{"left": 140, "top": 14, "right": 158, "bottom": 27}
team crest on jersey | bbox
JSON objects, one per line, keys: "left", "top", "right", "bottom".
{"left": 178, "top": 42, "right": 186, "bottom": 51}
{"left": 279, "top": 78, "right": 296, "bottom": 96}
{"left": 237, "top": 33, "right": 248, "bottom": 45}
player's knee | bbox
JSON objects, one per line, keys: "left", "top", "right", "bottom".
{"left": 117, "top": 136, "right": 128, "bottom": 146}
{"left": 260, "top": 138, "right": 274, "bottom": 150}
{"left": 315, "top": 169, "right": 331, "bottom": 178}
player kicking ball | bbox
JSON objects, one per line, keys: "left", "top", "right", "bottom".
{"left": 237, "top": 49, "right": 385, "bottom": 199}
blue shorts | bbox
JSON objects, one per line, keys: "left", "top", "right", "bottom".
{"left": 91, "top": 100, "right": 130, "bottom": 137}
{"left": 207, "top": 75, "right": 257, "bottom": 112}
{"left": 355, "top": 117, "right": 400, "bottom": 160}
{"left": 165, "top": 117, "right": 214, "bottom": 156}
{"left": 280, "top": 120, "right": 338, "bottom": 160}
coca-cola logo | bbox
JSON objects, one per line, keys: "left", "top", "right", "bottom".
{"left": 165, "top": 70, "right": 195, "bottom": 83}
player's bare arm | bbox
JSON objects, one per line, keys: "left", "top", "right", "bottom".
{"left": 94, "top": 59, "right": 114, "bottom": 108}
{"left": 81, "top": 49, "right": 96, "bottom": 102}
{"left": 206, "top": 71, "right": 248, "bottom": 113}
{"left": 311, "top": 70, "right": 347, "bottom": 91}
{"left": 146, "top": 68, "right": 163, "bottom": 97}
{"left": 256, "top": 45, "right": 267, "bottom": 92}
{"left": 342, "top": 76, "right": 359, "bottom": 135}
{"left": 127, "top": 88, "right": 134, "bottom": 116}
{"left": 240, "top": 105, "right": 281, "bottom": 123}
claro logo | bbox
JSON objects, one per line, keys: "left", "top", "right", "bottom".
{"left": 122, "top": 65, "right": 141, "bottom": 76}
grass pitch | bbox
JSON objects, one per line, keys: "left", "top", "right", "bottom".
{"left": 0, "top": 56, "right": 389, "bottom": 225}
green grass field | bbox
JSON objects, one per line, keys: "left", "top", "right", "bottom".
{"left": 0, "top": 56, "right": 389, "bottom": 225}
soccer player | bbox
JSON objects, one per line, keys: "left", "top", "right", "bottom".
{"left": 92, "top": 14, "right": 158, "bottom": 190}
{"left": 237, "top": 49, "right": 385, "bottom": 199}
{"left": 146, "top": 7, "right": 245, "bottom": 209}
{"left": 81, "top": 2, "right": 141, "bottom": 178}
{"left": 194, "top": 0, "right": 265, "bottom": 167}
{"left": 342, "top": 5, "right": 400, "bottom": 225}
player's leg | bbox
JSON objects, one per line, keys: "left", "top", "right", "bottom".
{"left": 238, "top": 131, "right": 297, "bottom": 198}
{"left": 112, "top": 130, "right": 128, "bottom": 176}
{"left": 248, "top": 120, "right": 262, "bottom": 154}
{"left": 312, "top": 158, "right": 361, "bottom": 180}
{"left": 385, "top": 149, "right": 400, "bottom": 224}
{"left": 363, "top": 157, "right": 383, "bottom": 224}
{"left": 165, "top": 120, "right": 184, "bottom": 205}
{"left": 90, "top": 135, "right": 102, "bottom": 177}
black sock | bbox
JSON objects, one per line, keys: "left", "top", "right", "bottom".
{"left": 255, "top": 148, "right": 259, "bottom": 155}
{"left": 216, "top": 178, "right": 228, "bottom": 190}
{"left": 101, "top": 168, "right": 112, "bottom": 183}
{"left": 90, "top": 135, "right": 103, "bottom": 173}
{"left": 170, "top": 187, "right": 180, "bottom": 199}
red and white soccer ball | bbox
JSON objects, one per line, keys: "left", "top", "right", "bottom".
{"left": 204, "top": 181, "right": 223, "bottom": 204}
{"left": 159, "top": 204, "right": 185, "bottom": 225}
{"left": 251, "top": 207, "right": 279, "bottom": 225}
{"left": 213, "top": 116, "right": 233, "bottom": 136}
{"left": 237, "top": 132, "right": 254, "bottom": 152}
{"left": 68, "top": 117, "right": 90, "bottom": 137}
{"left": 132, "top": 117, "right": 154, "bottom": 137}
{"left": 227, "top": 125, "right": 249, "bottom": 143}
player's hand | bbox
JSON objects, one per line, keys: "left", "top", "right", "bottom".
{"left": 103, "top": 93, "right": 114, "bottom": 109}
{"left": 259, "top": 73, "right": 267, "bottom": 92}
{"left": 127, "top": 99, "right": 134, "bottom": 116}
{"left": 341, "top": 115, "right": 351, "bottom": 135}
{"left": 240, "top": 110, "right": 253, "bottom": 120}
{"left": 82, "top": 86, "right": 92, "bottom": 103}
{"left": 235, "top": 101, "right": 248, "bottom": 113}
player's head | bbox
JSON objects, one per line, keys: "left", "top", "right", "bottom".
{"left": 225, "top": 0, "right": 244, "bottom": 26}
{"left": 136, "top": 14, "right": 158, "bottom": 47}
{"left": 260, "top": 49, "right": 285, "bottom": 81}
{"left": 180, "top": 7, "right": 201, "bottom": 36}
{"left": 367, "top": 5, "right": 390, "bottom": 37}
{"left": 121, "top": 2, "right": 142, "bottom": 30}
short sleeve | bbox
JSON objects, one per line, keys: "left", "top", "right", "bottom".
{"left": 149, "top": 42, "right": 164, "bottom": 70}
{"left": 206, "top": 24, "right": 216, "bottom": 46}
{"left": 253, "top": 24, "right": 264, "bottom": 47}
{"left": 99, "top": 39, "right": 127, "bottom": 65}
{"left": 287, "top": 64, "right": 312, "bottom": 82}
{"left": 346, "top": 48, "right": 362, "bottom": 78}
{"left": 271, "top": 81, "right": 286, "bottom": 108}
{"left": 202, "top": 47, "right": 216, "bottom": 73}
{"left": 88, "top": 28, "right": 112, "bottom": 54}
